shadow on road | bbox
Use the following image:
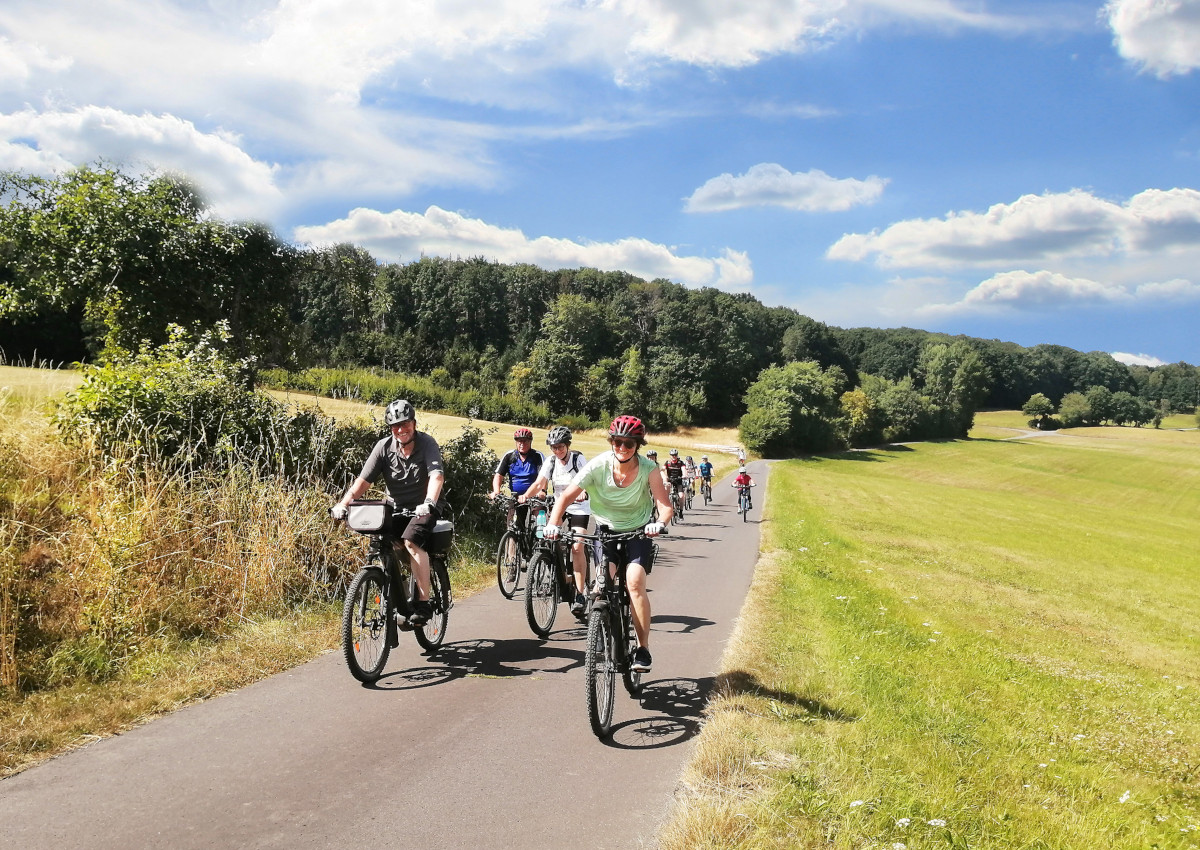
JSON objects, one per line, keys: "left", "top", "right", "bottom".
{"left": 604, "top": 675, "right": 715, "bottom": 750}
{"left": 651, "top": 614, "right": 716, "bottom": 635}
{"left": 367, "top": 636, "right": 585, "bottom": 690}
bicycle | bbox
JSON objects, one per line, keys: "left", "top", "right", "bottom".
{"left": 701, "top": 476, "right": 712, "bottom": 505}
{"left": 524, "top": 504, "right": 595, "bottom": 638}
{"left": 340, "top": 501, "right": 454, "bottom": 683}
{"left": 682, "top": 476, "right": 694, "bottom": 510}
{"left": 668, "top": 481, "right": 685, "bottom": 524}
{"left": 736, "top": 484, "right": 754, "bottom": 521}
{"left": 567, "top": 526, "right": 666, "bottom": 738}
{"left": 493, "top": 494, "right": 541, "bottom": 598}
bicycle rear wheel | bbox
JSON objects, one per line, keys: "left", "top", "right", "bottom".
{"left": 524, "top": 551, "right": 559, "bottom": 638}
{"left": 415, "top": 560, "right": 450, "bottom": 652}
{"left": 585, "top": 608, "right": 616, "bottom": 737}
{"left": 495, "top": 530, "right": 522, "bottom": 598}
{"left": 342, "top": 567, "right": 390, "bottom": 683}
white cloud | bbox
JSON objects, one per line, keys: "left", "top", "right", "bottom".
{"left": 1111, "top": 351, "right": 1168, "bottom": 367}
{"left": 917, "top": 270, "right": 1200, "bottom": 316}
{"left": 827, "top": 187, "right": 1200, "bottom": 269}
{"left": 1107, "top": 0, "right": 1200, "bottom": 77}
{"left": 0, "top": 107, "right": 284, "bottom": 221}
{"left": 295, "top": 205, "right": 754, "bottom": 290}
{"left": 0, "top": 35, "right": 72, "bottom": 82}
{"left": 684, "top": 163, "right": 888, "bottom": 213}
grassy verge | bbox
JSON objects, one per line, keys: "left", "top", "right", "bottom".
{"left": 660, "top": 427, "right": 1199, "bottom": 848}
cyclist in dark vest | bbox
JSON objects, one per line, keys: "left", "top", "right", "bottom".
{"left": 331, "top": 399, "right": 444, "bottom": 624}
{"left": 491, "top": 427, "right": 545, "bottom": 532}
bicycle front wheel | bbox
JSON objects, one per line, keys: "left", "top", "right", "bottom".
{"left": 495, "top": 530, "right": 522, "bottom": 598}
{"left": 342, "top": 567, "right": 391, "bottom": 683}
{"left": 621, "top": 607, "right": 642, "bottom": 696}
{"left": 415, "top": 560, "right": 450, "bottom": 652}
{"left": 524, "top": 551, "right": 559, "bottom": 638}
{"left": 585, "top": 609, "right": 616, "bottom": 737}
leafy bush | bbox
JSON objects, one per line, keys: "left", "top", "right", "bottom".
{"left": 55, "top": 325, "right": 370, "bottom": 483}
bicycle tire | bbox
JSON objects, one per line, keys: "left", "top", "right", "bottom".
{"left": 495, "top": 530, "right": 522, "bottom": 598}
{"left": 741, "top": 491, "right": 749, "bottom": 521}
{"left": 415, "top": 560, "right": 450, "bottom": 652}
{"left": 342, "top": 567, "right": 391, "bottom": 683}
{"left": 585, "top": 608, "right": 616, "bottom": 737}
{"left": 524, "top": 551, "right": 559, "bottom": 638}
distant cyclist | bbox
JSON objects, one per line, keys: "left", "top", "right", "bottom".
{"left": 663, "top": 449, "right": 685, "bottom": 495}
{"left": 683, "top": 455, "right": 697, "bottom": 496}
{"left": 732, "top": 466, "right": 756, "bottom": 511}
{"left": 698, "top": 455, "right": 714, "bottom": 486}
{"left": 543, "top": 415, "right": 672, "bottom": 672}
{"left": 521, "top": 425, "right": 591, "bottom": 617}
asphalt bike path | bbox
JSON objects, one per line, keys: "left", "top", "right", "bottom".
{"left": 0, "top": 462, "right": 767, "bottom": 849}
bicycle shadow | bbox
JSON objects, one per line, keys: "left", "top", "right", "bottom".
{"left": 368, "top": 636, "right": 584, "bottom": 690}
{"left": 716, "top": 670, "right": 857, "bottom": 723}
{"left": 651, "top": 614, "right": 716, "bottom": 635}
{"left": 604, "top": 675, "right": 714, "bottom": 750}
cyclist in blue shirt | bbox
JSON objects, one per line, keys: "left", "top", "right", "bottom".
{"left": 698, "top": 455, "right": 714, "bottom": 484}
{"left": 491, "top": 427, "right": 545, "bottom": 531}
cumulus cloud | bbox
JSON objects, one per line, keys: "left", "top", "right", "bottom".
{"left": 684, "top": 163, "right": 888, "bottom": 213}
{"left": 917, "top": 269, "right": 1200, "bottom": 316}
{"left": 827, "top": 187, "right": 1200, "bottom": 269}
{"left": 1111, "top": 351, "right": 1168, "bottom": 367}
{"left": 0, "top": 35, "right": 72, "bottom": 82}
{"left": 1107, "top": 0, "right": 1200, "bottom": 77}
{"left": 295, "top": 205, "right": 753, "bottom": 290}
{"left": 0, "top": 107, "right": 284, "bottom": 221}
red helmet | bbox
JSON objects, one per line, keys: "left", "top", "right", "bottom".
{"left": 608, "top": 415, "right": 646, "bottom": 443}
{"left": 513, "top": 427, "right": 533, "bottom": 441}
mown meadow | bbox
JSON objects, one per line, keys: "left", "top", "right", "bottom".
{"left": 661, "top": 414, "right": 1199, "bottom": 849}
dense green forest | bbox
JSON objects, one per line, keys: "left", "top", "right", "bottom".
{"left": 3, "top": 166, "right": 1197, "bottom": 452}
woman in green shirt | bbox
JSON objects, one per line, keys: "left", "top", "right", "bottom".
{"left": 544, "top": 415, "right": 672, "bottom": 672}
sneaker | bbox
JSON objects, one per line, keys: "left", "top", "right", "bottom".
{"left": 631, "top": 646, "right": 652, "bottom": 672}
{"left": 570, "top": 593, "right": 586, "bottom": 617}
{"left": 409, "top": 599, "right": 432, "bottom": 626}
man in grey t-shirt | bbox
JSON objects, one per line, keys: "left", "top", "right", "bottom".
{"left": 331, "top": 399, "right": 444, "bottom": 624}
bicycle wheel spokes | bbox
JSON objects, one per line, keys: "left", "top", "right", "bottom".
{"left": 496, "top": 530, "right": 522, "bottom": 598}
{"left": 585, "top": 610, "right": 616, "bottom": 737}
{"left": 416, "top": 563, "right": 449, "bottom": 652}
{"left": 524, "top": 552, "right": 559, "bottom": 638}
{"left": 342, "top": 568, "right": 390, "bottom": 683}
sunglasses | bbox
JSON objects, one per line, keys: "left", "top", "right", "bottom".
{"left": 609, "top": 438, "right": 638, "bottom": 450}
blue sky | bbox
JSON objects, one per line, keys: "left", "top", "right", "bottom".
{"left": 2, "top": 0, "right": 1199, "bottom": 365}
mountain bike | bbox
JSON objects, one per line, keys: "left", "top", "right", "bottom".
{"left": 340, "top": 501, "right": 453, "bottom": 683}
{"left": 668, "top": 482, "right": 685, "bottom": 524}
{"left": 683, "top": 476, "right": 694, "bottom": 510}
{"left": 493, "top": 494, "right": 542, "bottom": 598}
{"left": 701, "top": 477, "right": 712, "bottom": 505}
{"left": 524, "top": 507, "right": 595, "bottom": 638}
{"left": 736, "top": 484, "right": 754, "bottom": 521}
{"left": 568, "top": 526, "right": 666, "bottom": 738}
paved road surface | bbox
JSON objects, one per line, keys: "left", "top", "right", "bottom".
{"left": 0, "top": 463, "right": 767, "bottom": 850}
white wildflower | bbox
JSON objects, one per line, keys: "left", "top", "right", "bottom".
{"left": 1119, "top": 790, "right": 1131, "bottom": 803}
{"left": 928, "top": 819, "right": 947, "bottom": 827}
{"left": 850, "top": 800, "right": 865, "bottom": 808}
{"left": 895, "top": 818, "right": 911, "bottom": 828}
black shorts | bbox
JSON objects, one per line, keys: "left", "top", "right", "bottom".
{"left": 595, "top": 536, "right": 655, "bottom": 575}
{"left": 394, "top": 503, "right": 441, "bottom": 550}
{"left": 564, "top": 514, "right": 589, "bottom": 531}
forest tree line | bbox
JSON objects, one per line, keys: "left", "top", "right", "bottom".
{"left": 2, "top": 166, "right": 1197, "bottom": 448}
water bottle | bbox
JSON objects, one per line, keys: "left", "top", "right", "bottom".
{"left": 536, "top": 507, "right": 547, "bottom": 538}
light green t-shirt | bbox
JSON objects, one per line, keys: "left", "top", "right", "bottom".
{"left": 572, "top": 451, "right": 655, "bottom": 531}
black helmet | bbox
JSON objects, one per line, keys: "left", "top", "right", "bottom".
{"left": 384, "top": 399, "right": 415, "bottom": 425}
{"left": 547, "top": 425, "right": 572, "bottom": 445}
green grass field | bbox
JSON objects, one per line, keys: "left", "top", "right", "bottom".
{"left": 662, "top": 425, "right": 1199, "bottom": 849}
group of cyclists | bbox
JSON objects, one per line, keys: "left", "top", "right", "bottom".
{"left": 331, "top": 399, "right": 756, "bottom": 676}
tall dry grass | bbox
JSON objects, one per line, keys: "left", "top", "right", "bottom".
{"left": 0, "top": 410, "right": 360, "bottom": 695}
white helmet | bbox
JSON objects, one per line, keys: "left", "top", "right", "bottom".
{"left": 739, "top": 467, "right": 747, "bottom": 474}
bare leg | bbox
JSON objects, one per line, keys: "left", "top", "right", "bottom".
{"left": 404, "top": 539, "right": 432, "bottom": 600}
{"left": 626, "top": 561, "right": 650, "bottom": 648}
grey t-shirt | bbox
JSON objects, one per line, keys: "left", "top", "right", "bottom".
{"left": 358, "top": 431, "right": 444, "bottom": 507}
